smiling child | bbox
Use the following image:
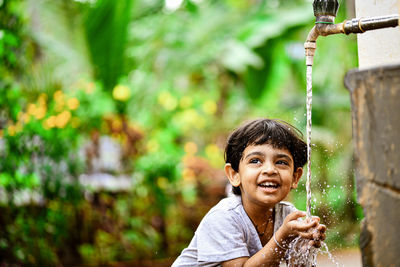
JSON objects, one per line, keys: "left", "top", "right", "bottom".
{"left": 172, "top": 118, "right": 326, "bottom": 267}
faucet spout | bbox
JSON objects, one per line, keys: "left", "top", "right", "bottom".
{"left": 304, "top": 0, "right": 399, "bottom": 67}
{"left": 304, "top": 13, "right": 399, "bottom": 66}
{"left": 305, "top": 17, "right": 345, "bottom": 66}
{"left": 304, "top": 27, "right": 318, "bottom": 66}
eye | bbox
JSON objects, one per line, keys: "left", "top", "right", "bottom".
{"left": 276, "top": 160, "right": 289, "bottom": 166}
{"left": 249, "top": 158, "right": 261, "bottom": 164}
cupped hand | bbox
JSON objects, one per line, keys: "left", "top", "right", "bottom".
{"left": 276, "top": 211, "right": 326, "bottom": 248}
{"left": 308, "top": 218, "right": 326, "bottom": 248}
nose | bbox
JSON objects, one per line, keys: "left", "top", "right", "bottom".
{"left": 262, "top": 161, "right": 278, "bottom": 175}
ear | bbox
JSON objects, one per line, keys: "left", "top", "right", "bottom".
{"left": 224, "top": 163, "right": 241, "bottom": 187}
{"left": 291, "top": 167, "right": 303, "bottom": 189}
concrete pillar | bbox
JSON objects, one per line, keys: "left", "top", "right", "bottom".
{"left": 346, "top": 2, "right": 400, "bottom": 266}
{"left": 355, "top": 0, "right": 400, "bottom": 68}
{"left": 345, "top": 65, "right": 400, "bottom": 267}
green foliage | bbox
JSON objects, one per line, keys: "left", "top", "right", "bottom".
{"left": 84, "top": 0, "right": 134, "bottom": 91}
{"left": 0, "top": 29, "right": 19, "bottom": 65}
{"left": 0, "top": 0, "right": 363, "bottom": 265}
{"left": 136, "top": 152, "right": 181, "bottom": 216}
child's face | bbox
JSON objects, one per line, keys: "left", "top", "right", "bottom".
{"left": 228, "top": 143, "right": 302, "bottom": 209}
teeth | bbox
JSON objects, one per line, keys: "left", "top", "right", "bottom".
{"left": 259, "top": 182, "right": 279, "bottom": 187}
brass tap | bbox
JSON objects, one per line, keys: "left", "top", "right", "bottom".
{"left": 305, "top": 0, "right": 399, "bottom": 66}
{"left": 305, "top": 16, "right": 345, "bottom": 66}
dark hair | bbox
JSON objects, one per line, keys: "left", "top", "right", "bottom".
{"left": 224, "top": 118, "right": 307, "bottom": 195}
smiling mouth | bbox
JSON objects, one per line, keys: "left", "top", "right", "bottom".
{"left": 258, "top": 182, "right": 280, "bottom": 189}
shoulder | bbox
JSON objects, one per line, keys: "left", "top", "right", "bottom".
{"left": 209, "top": 195, "right": 242, "bottom": 212}
{"left": 196, "top": 195, "right": 251, "bottom": 241}
{"left": 201, "top": 195, "right": 243, "bottom": 226}
{"left": 195, "top": 196, "right": 252, "bottom": 263}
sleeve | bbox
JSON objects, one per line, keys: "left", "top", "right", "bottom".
{"left": 281, "top": 202, "right": 298, "bottom": 219}
{"left": 196, "top": 209, "right": 250, "bottom": 265}
{"left": 275, "top": 202, "right": 299, "bottom": 232}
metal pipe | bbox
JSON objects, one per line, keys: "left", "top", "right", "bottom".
{"left": 305, "top": 14, "right": 400, "bottom": 66}
{"left": 344, "top": 14, "right": 399, "bottom": 34}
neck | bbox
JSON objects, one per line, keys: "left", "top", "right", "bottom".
{"left": 241, "top": 196, "right": 275, "bottom": 227}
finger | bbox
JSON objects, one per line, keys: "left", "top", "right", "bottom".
{"left": 311, "top": 216, "right": 320, "bottom": 223}
{"left": 310, "top": 239, "right": 322, "bottom": 248}
{"left": 312, "top": 230, "right": 320, "bottom": 240}
{"left": 285, "top": 211, "right": 307, "bottom": 222}
{"left": 299, "top": 231, "right": 315, "bottom": 240}
{"left": 311, "top": 230, "right": 326, "bottom": 242}
{"left": 319, "top": 233, "right": 326, "bottom": 241}
{"left": 293, "top": 220, "right": 318, "bottom": 232}
{"left": 317, "top": 224, "right": 326, "bottom": 233}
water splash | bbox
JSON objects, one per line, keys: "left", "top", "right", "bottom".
{"left": 287, "top": 237, "right": 317, "bottom": 267}
{"left": 287, "top": 237, "right": 341, "bottom": 267}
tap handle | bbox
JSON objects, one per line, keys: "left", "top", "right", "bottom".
{"left": 313, "top": 0, "right": 339, "bottom": 18}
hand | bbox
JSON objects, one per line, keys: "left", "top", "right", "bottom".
{"left": 275, "top": 211, "right": 326, "bottom": 248}
{"left": 308, "top": 218, "right": 326, "bottom": 248}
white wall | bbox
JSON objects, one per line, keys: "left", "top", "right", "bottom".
{"left": 355, "top": 0, "right": 400, "bottom": 68}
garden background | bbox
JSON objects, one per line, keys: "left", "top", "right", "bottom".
{"left": 0, "top": 0, "right": 363, "bottom": 265}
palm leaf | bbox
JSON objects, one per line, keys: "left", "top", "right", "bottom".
{"left": 84, "top": 0, "right": 134, "bottom": 91}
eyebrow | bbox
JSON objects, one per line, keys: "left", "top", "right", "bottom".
{"left": 244, "top": 152, "right": 293, "bottom": 163}
{"left": 244, "top": 152, "right": 264, "bottom": 160}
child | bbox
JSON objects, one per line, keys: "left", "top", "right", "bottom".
{"left": 173, "top": 118, "right": 326, "bottom": 266}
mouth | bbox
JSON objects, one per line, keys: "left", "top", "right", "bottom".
{"left": 258, "top": 181, "right": 280, "bottom": 189}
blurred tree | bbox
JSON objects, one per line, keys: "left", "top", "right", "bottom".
{"left": 0, "top": 0, "right": 362, "bottom": 265}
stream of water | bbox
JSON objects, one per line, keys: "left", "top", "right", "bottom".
{"left": 286, "top": 65, "right": 317, "bottom": 267}
{"left": 305, "top": 65, "right": 313, "bottom": 219}
{"left": 286, "top": 64, "right": 340, "bottom": 267}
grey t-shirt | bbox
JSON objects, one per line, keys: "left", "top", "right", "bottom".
{"left": 172, "top": 195, "right": 297, "bottom": 267}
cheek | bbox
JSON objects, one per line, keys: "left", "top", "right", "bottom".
{"left": 282, "top": 172, "right": 295, "bottom": 186}
{"left": 239, "top": 169, "right": 257, "bottom": 185}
